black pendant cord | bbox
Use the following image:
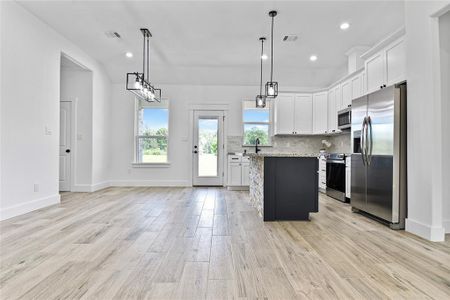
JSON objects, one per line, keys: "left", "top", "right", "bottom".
{"left": 142, "top": 33, "right": 145, "bottom": 82}
{"left": 259, "top": 38, "right": 264, "bottom": 96}
{"left": 270, "top": 13, "right": 274, "bottom": 82}
{"left": 146, "top": 36, "right": 149, "bottom": 82}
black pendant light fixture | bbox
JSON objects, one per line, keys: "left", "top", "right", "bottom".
{"left": 256, "top": 37, "right": 266, "bottom": 108}
{"left": 265, "top": 10, "right": 278, "bottom": 98}
{"left": 126, "top": 28, "right": 161, "bottom": 102}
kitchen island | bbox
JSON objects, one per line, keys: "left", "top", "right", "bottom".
{"left": 247, "top": 153, "right": 319, "bottom": 221}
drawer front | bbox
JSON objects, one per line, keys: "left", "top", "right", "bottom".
{"left": 228, "top": 155, "right": 242, "bottom": 163}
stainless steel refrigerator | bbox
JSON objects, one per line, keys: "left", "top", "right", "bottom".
{"left": 351, "top": 83, "right": 407, "bottom": 229}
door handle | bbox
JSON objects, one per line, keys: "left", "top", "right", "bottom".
{"left": 360, "top": 117, "right": 366, "bottom": 166}
{"left": 65, "top": 149, "right": 71, "bottom": 153}
{"left": 367, "top": 116, "right": 373, "bottom": 166}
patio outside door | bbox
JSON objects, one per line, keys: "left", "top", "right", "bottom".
{"left": 192, "top": 110, "right": 224, "bottom": 186}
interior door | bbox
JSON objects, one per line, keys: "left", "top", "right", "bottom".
{"left": 59, "top": 101, "right": 72, "bottom": 191}
{"left": 193, "top": 110, "right": 224, "bottom": 186}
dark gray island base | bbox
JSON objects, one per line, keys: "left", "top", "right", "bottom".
{"left": 247, "top": 154, "right": 319, "bottom": 221}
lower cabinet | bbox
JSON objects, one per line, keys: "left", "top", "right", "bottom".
{"left": 345, "top": 156, "right": 351, "bottom": 199}
{"left": 227, "top": 155, "right": 249, "bottom": 189}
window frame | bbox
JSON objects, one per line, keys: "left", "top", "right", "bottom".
{"left": 133, "top": 98, "right": 171, "bottom": 167}
{"left": 241, "top": 99, "right": 273, "bottom": 147}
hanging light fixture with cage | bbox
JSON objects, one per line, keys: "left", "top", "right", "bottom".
{"left": 126, "top": 28, "right": 161, "bottom": 102}
{"left": 265, "top": 11, "right": 278, "bottom": 98}
{"left": 256, "top": 37, "right": 267, "bottom": 108}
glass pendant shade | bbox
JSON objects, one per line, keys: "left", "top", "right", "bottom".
{"left": 256, "top": 95, "right": 266, "bottom": 108}
{"left": 265, "top": 81, "right": 278, "bottom": 98}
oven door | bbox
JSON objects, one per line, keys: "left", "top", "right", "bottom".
{"left": 326, "top": 160, "right": 346, "bottom": 193}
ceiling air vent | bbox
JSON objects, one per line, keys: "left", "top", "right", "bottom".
{"left": 283, "top": 35, "right": 298, "bottom": 42}
{"left": 105, "top": 31, "right": 121, "bottom": 39}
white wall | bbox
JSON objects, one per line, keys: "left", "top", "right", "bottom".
{"left": 60, "top": 67, "right": 93, "bottom": 187}
{"left": 404, "top": 1, "right": 450, "bottom": 241}
{"left": 0, "top": 1, "right": 112, "bottom": 220}
{"left": 109, "top": 83, "right": 312, "bottom": 186}
{"left": 439, "top": 11, "right": 450, "bottom": 233}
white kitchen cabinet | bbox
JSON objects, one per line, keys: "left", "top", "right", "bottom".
{"left": 345, "top": 156, "right": 351, "bottom": 199}
{"left": 274, "top": 93, "right": 313, "bottom": 135}
{"left": 294, "top": 94, "right": 313, "bottom": 134}
{"left": 364, "top": 37, "right": 406, "bottom": 94}
{"left": 327, "top": 88, "right": 336, "bottom": 133}
{"left": 351, "top": 72, "right": 363, "bottom": 100}
{"left": 365, "top": 52, "right": 385, "bottom": 94}
{"left": 274, "top": 94, "right": 295, "bottom": 135}
{"left": 341, "top": 80, "right": 352, "bottom": 110}
{"left": 313, "top": 92, "right": 328, "bottom": 134}
{"left": 385, "top": 38, "right": 406, "bottom": 86}
{"left": 227, "top": 155, "right": 249, "bottom": 188}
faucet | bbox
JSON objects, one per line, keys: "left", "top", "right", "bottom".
{"left": 255, "top": 138, "right": 261, "bottom": 154}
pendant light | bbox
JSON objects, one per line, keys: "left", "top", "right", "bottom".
{"left": 126, "top": 28, "right": 161, "bottom": 102}
{"left": 265, "top": 10, "right": 278, "bottom": 98}
{"left": 256, "top": 37, "right": 266, "bottom": 108}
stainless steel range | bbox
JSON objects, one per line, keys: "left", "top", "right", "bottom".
{"left": 326, "top": 153, "right": 347, "bottom": 202}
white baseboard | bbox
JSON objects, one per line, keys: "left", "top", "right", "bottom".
{"left": 405, "top": 218, "right": 446, "bottom": 242}
{"left": 72, "top": 181, "right": 110, "bottom": 192}
{"left": 109, "top": 180, "right": 191, "bottom": 187}
{"left": 443, "top": 219, "right": 450, "bottom": 234}
{"left": 0, "top": 194, "right": 60, "bottom": 221}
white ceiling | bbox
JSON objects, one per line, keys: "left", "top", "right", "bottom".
{"left": 19, "top": 0, "right": 405, "bottom": 88}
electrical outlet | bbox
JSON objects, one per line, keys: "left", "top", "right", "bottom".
{"left": 34, "top": 183, "right": 39, "bottom": 192}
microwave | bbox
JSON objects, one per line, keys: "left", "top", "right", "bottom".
{"left": 337, "top": 107, "right": 351, "bottom": 130}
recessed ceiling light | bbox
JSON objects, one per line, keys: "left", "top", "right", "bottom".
{"left": 340, "top": 22, "right": 350, "bottom": 30}
{"left": 125, "top": 52, "right": 133, "bottom": 58}
{"left": 261, "top": 54, "right": 268, "bottom": 60}
{"left": 310, "top": 55, "right": 318, "bottom": 62}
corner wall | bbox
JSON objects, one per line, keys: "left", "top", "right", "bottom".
{"left": 404, "top": 1, "right": 449, "bottom": 241}
{"left": 0, "top": 1, "right": 112, "bottom": 220}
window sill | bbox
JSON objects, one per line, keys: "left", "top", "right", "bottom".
{"left": 131, "top": 162, "right": 171, "bottom": 168}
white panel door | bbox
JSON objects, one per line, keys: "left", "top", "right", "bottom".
{"left": 341, "top": 80, "right": 352, "bottom": 110}
{"left": 327, "top": 89, "right": 336, "bottom": 132}
{"left": 385, "top": 39, "right": 406, "bottom": 86}
{"left": 351, "top": 73, "right": 362, "bottom": 100}
{"left": 59, "top": 102, "right": 72, "bottom": 191}
{"left": 241, "top": 162, "right": 250, "bottom": 186}
{"left": 313, "top": 92, "right": 328, "bottom": 134}
{"left": 228, "top": 163, "right": 242, "bottom": 186}
{"left": 294, "top": 94, "right": 313, "bottom": 134}
{"left": 365, "top": 52, "right": 385, "bottom": 93}
{"left": 193, "top": 110, "right": 224, "bottom": 186}
{"left": 274, "top": 94, "right": 295, "bottom": 135}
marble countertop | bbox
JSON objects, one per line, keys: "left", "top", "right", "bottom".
{"left": 244, "top": 152, "right": 320, "bottom": 158}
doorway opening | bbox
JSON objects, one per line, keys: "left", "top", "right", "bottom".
{"left": 192, "top": 110, "right": 225, "bottom": 186}
{"left": 59, "top": 54, "right": 93, "bottom": 192}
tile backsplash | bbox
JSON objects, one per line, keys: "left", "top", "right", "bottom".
{"left": 227, "top": 133, "right": 351, "bottom": 154}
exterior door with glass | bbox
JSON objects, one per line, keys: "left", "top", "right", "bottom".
{"left": 193, "top": 110, "right": 224, "bottom": 186}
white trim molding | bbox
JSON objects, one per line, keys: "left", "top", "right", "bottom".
{"left": 405, "top": 218, "right": 446, "bottom": 242}
{"left": 109, "top": 180, "right": 191, "bottom": 187}
{"left": 444, "top": 219, "right": 450, "bottom": 234}
{"left": 0, "top": 194, "right": 61, "bottom": 221}
{"left": 72, "top": 181, "right": 110, "bottom": 192}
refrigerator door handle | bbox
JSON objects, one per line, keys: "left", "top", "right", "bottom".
{"left": 360, "top": 117, "right": 367, "bottom": 166}
{"left": 367, "top": 116, "right": 373, "bottom": 166}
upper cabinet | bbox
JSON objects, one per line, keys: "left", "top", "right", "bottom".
{"left": 274, "top": 94, "right": 295, "bottom": 135}
{"left": 327, "top": 84, "right": 341, "bottom": 133}
{"left": 274, "top": 93, "right": 313, "bottom": 135}
{"left": 338, "top": 69, "right": 364, "bottom": 111}
{"left": 313, "top": 92, "right": 328, "bottom": 134}
{"left": 363, "top": 35, "right": 406, "bottom": 94}
{"left": 294, "top": 94, "right": 313, "bottom": 134}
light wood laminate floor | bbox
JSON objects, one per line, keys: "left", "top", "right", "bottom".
{"left": 1, "top": 187, "right": 449, "bottom": 299}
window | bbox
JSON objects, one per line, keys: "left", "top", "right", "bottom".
{"left": 136, "top": 100, "right": 169, "bottom": 164}
{"left": 242, "top": 100, "right": 271, "bottom": 146}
